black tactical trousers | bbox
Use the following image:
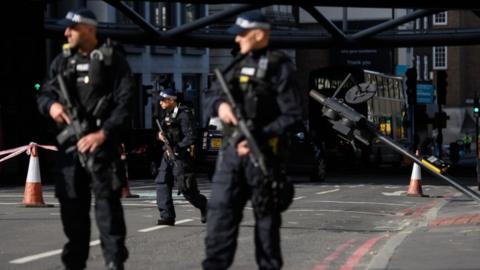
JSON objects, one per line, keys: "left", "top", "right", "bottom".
{"left": 155, "top": 152, "right": 207, "bottom": 220}
{"left": 56, "top": 148, "right": 128, "bottom": 270}
{"left": 203, "top": 144, "right": 283, "bottom": 270}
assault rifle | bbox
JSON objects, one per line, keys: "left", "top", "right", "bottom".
{"left": 155, "top": 118, "right": 177, "bottom": 165}
{"left": 54, "top": 73, "right": 91, "bottom": 168}
{"left": 214, "top": 68, "right": 296, "bottom": 216}
{"left": 213, "top": 68, "right": 268, "bottom": 177}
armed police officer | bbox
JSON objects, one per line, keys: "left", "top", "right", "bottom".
{"left": 154, "top": 88, "right": 208, "bottom": 226}
{"left": 36, "top": 8, "right": 133, "bottom": 270}
{"left": 202, "top": 10, "right": 303, "bottom": 270}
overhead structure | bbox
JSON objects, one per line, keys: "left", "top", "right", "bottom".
{"left": 43, "top": 0, "right": 480, "bottom": 48}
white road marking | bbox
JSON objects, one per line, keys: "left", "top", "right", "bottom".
{"left": 121, "top": 203, "right": 156, "bottom": 207}
{"left": 293, "top": 196, "right": 305, "bottom": 201}
{"left": 309, "top": 200, "right": 411, "bottom": 206}
{"left": 382, "top": 191, "right": 407, "bottom": 196}
{"left": 347, "top": 184, "right": 365, "bottom": 188}
{"left": 316, "top": 189, "right": 340, "bottom": 195}
{"left": 10, "top": 240, "right": 100, "bottom": 264}
{"left": 0, "top": 202, "right": 24, "bottom": 205}
{"left": 138, "top": 218, "right": 194, "bottom": 232}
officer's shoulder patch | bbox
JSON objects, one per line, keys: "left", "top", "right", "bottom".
{"left": 267, "top": 50, "right": 291, "bottom": 73}
{"left": 179, "top": 105, "right": 192, "bottom": 113}
{"left": 269, "top": 50, "right": 289, "bottom": 62}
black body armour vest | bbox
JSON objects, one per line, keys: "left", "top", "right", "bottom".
{"left": 162, "top": 105, "right": 182, "bottom": 145}
{"left": 62, "top": 42, "right": 113, "bottom": 116}
{"left": 224, "top": 51, "right": 284, "bottom": 142}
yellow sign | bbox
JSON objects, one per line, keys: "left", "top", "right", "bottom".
{"left": 239, "top": 75, "right": 250, "bottom": 84}
{"left": 210, "top": 138, "right": 222, "bottom": 149}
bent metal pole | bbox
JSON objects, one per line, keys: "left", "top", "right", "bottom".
{"left": 309, "top": 89, "right": 480, "bottom": 203}
{"left": 375, "top": 132, "right": 480, "bottom": 203}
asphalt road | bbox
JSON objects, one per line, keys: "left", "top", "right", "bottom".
{"left": 0, "top": 168, "right": 479, "bottom": 270}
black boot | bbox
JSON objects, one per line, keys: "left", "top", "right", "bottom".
{"left": 200, "top": 207, "right": 207, "bottom": 224}
{"left": 157, "top": 218, "right": 175, "bottom": 226}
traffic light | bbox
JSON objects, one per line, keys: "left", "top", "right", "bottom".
{"left": 34, "top": 82, "right": 41, "bottom": 91}
{"left": 474, "top": 97, "right": 480, "bottom": 118}
{"left": 436, "top": 70, "right": 448, "bottom": 105}
{"left": 405, "top": 68, "right": 417, "bottom": 104}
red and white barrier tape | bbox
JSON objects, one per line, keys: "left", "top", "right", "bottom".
{"left": 0, "top": 142, "right": 58, "bottom": 164}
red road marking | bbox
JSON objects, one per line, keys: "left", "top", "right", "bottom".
{"left": 430, "top": 214, "right": 480, "bottom": 228}
{"left": 312, "top": 239, "right": 356, "bottom": 270}
{"left": 470, "top": 214, "right": 480, "bottom": 224}
{"left": 411, "top": 199, "right": 439, "bottom": 218}
{"left": 454, "top": 216, "right": 472, "bottom": 225}
{"left": 339, "top": 235, "right": 387, "bottom": 270}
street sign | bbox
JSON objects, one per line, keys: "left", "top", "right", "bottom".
{"left": 416, "top": 83, "right": 435, "bottom": 104}
{"left": 395, "top": 64, "right": 408, "bottom": 76}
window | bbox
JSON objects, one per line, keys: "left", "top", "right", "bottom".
{"left": 433, "top": 46, "right": 448, "bottom": 70}
{"left": 423, "top": 17, "right": 428, "bottom": 30}
{"left": 424, "top": 55, "right": 429, "bottom": 81}
{"left": 150, "top": 3, "right": 173, "bottom": 30}
{"left": 115, "top": 1, "right": 145, "bottom": 53}
{"left": 433, "top": 12, "right": 448, "bottom": 25}
{"left": 182, "top": 3, "right": 204, "bottom": 24}
{"left": 182, "top": 74, "right": 202, "bottom": 121}
{"left": 181, "top": 4, "right": 206, "bottom": 54}
{"left": 416, "top": 56, "right": 421, "bottom": 80}
{"left": 116, "top": 1, "right": 145, "bottom": 25}
{"left": 415, "top": 18, "right": 421, "bottom": 30}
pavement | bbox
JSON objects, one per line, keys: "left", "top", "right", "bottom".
{"left": 1, "top": 167, "right": 480, "bottom": 269}
{"left": 368, "top": 190, "right": 480, "bottom": 270}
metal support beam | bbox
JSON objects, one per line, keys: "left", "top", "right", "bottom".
{"left": 164, "top": 4, "right": 266, "bottom": 38}
{"left": 473, "top": 10, "right": 480, "bottom": 19}
{"left": 142, "top": 1, "right": 480, "bottom": 9}
{"left": 103, "top": 0, "right": 163, "bottom": 38}
{"left": 300, "top": 5, "right": 348, "bottom": 41}
{"left": 44, "top": 21, "right": 480, "bottom": 48}
{"left": 351, "top": 9, "right": 442, "bottom": 40}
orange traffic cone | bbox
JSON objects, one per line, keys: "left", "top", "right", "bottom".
{"left": 120, "top": 144, "right": 139, "bottom": 198}
{"left": 407, "top": 150, "right": 425, "bottom": 197}
{"left": 122, "top": 180, "right": 139, "bottom": 198}
{"left": 23, "top": 144, "right": 53, "bottom": 207}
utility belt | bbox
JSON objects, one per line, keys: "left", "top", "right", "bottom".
{"left": 224, "top": 126, "right": 280, "bottom": 157}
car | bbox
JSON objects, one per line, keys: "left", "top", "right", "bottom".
{"left": 196, "top": 118, "right": 326, "bottom": 182}
{"left": 123, "top": 129, "right": 162, "bottom": 179}
{"left": 196, "top": 118, "right": 223, "bottom": 179}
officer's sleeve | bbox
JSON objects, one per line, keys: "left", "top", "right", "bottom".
{"left": 101, "top": 52, "right": 134, "bottom": 139}
{"left": 262, "top": 60, "right": 303, "bottom": 136}
{"left": 176, "top": 109, "right": 197, "bottom": 149}
{"left": 36, "top": 55, "right": 62, "bottom": 117}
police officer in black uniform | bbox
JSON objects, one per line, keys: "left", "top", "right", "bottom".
{"left": 202, "top": 11, "right": 303, "bottom": 270}
{"left": 155, "top": 88, "right": 208, "bottom": 226}
{"left": 37, "top": 8, "right": 133, "bottom": 270}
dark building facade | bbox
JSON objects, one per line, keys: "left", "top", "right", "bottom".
{"left": 0, "top": 1, "right": 49, "bottom": 184}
